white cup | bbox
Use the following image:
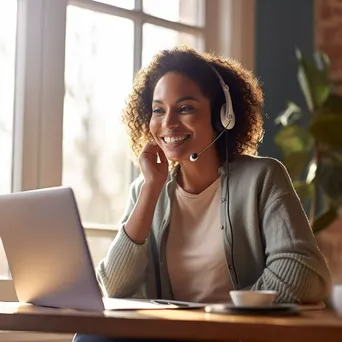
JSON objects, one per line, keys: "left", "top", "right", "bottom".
{"left": 332, "top": 284, "right": 342, "bottom": 315}
{"left": 229, "top": 290, "right": 278, "bottom": 307}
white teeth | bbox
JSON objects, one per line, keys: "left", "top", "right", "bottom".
{"left": 164, "top": 136, "right": 188, "bottom": 144}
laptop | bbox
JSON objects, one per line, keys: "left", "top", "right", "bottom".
{"left": 0, "top": 187, "right": 200, "bottom": 311}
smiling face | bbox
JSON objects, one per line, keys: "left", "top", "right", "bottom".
{"left": 149, "top": 72, "right": 216, "bottom": 163}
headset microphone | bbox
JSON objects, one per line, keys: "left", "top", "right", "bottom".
{"left": 189, "top": 66, "right": 235, "bottom": 162}
{"left": 189, "top": 153, "right": 198, "bottom": 162}
{"left": 189, "top": 122, "right": 231, "bottom": 161}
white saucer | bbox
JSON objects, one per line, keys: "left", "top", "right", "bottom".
{"left": 205, "top": 303, "right": 300, "bottom": 316}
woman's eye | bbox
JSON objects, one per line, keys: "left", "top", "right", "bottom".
{"left": 180, "top": 105, "right": 194, "bottom": 112}
{"left": 152, "top": 108, "right": 164, "bottom": 115}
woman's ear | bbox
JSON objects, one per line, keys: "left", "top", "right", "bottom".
{"left": 212, "top": 119, "right": 224, "bottom": 134}
{"left": 211, "top": 106, "right": 225, "bottom": 133}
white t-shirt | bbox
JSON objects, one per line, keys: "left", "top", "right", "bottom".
{"left": 166, "top": 178, "right": 233, "bottom": 303}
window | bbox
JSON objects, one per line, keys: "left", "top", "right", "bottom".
{"left": 97, "top": 0, "right": 135, "bottom": 9}
{"left": 142, "top": 23, "right": 199, "bottom": 66}
{"left": 0, "top": 0, "right": 243, "bottom": 288}
{"left": 0, "top": 0, "right": 17, "bottom": 278}
{"left": 63, "top": 6, "right": 134, "bottom": 226}
{"left": 143, "top": 0, "right": 204, "bottom": 26}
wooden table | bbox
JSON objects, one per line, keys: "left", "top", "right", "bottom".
{"left": 0, "top": 302, "right": 342, "bottom": 342}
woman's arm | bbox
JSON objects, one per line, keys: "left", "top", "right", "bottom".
{"left": 251, "top": 161, "right": 332, "bottom": 303}
{"left": 96, "top": 179, "right": 161, "bottom": 298}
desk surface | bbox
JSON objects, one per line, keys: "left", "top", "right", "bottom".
{"left": 0, "top": 302, "right": 342, "bottom": 342}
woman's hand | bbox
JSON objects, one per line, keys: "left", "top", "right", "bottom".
{"left": 139, "top": 141, "right": 169, "bottom": 188}
{"left": 121, "top": 142, "right": 168, "bottom": 244}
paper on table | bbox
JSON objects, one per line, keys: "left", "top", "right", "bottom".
{"left": 103, "top": 298, "right": 178, "bottom": 310}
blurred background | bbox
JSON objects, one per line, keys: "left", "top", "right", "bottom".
{"left": 0, "top": 0, "right": 341, "bottom": 320}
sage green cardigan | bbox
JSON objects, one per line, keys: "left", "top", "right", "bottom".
{"left": 97, "top": 155, "right": 331, "bottom": 303}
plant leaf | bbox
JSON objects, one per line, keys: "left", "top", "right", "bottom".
{"left": 316, "top": 157, "right": 342, "bottom": 204}
{"left": 317, "top": 93, "right": 342, "bottom": 116}
{"left": 275, "top": 101, "right": 303, "bottom": 126}
{"left": 283, "top": 151, "right": 310, "bottom": 179}
{"left": 293, "top": 180, "right": 314, "bottom": 203}
{"left": 310, "top": 114, "right": 342, "bottom": 147}
{"left": 306, "top": 161, "right": 317, "bottom": 183}
{"left": 275, "top": 124, "right": 313, "bottom": 156}
{"left": 312, "top": 207, "right": 337, "bottom": 234}
{"left": 296, "top": 49, "right": 330, "bottom": 112}
{"left": 313, "top": 51, "right": 330, "bottom": 73}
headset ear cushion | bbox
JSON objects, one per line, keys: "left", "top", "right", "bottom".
{"left": 213, "top": 105, "right": 225, "bottom": 132}
{"left": 220, "top": 104, "right": 227, "bottom": 126}
{"left": 220, "top": 104, "right": 235, "bottom": 130}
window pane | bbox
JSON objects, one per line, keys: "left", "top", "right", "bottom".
{"left": 94, "top": 0, "right": 134, "bottom": 9}
{"left": 143, "top": 0, "right": 203, "bottom": 26}
{"left": 0, "top": 1, "right": 16, "bottom": 195}
{"left": 0, "top": 0, "right": 17, "bottom": 278}
{"left": 63, "top": 6, "right": 133, "bottom": 227}
{"left": 142, "top": 23, "right": 198, "bottom": 67}
{"left": 86, "top": 233, "right": 116, "bottom": 266}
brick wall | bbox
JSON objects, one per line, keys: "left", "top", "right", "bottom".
{"left": 315, "top": 0, "right": 342, "bottom": 90}
{"left": 316, "top": 219, "right": 342, "bottom": 283}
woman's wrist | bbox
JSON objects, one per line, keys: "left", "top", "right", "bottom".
{"left": 141, "top": 181, "right": 164, "bottom": 197}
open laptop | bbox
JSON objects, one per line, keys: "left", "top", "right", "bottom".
{"left": 0, "top": 187, "right": 201, "bottom": 311}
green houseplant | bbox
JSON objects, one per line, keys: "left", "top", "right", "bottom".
{"left": 274, "top": 50, "right": 342, "bottom": 234}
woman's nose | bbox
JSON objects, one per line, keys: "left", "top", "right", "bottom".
{"left": 163, "top": 110, "right": 179, "bottom": 128}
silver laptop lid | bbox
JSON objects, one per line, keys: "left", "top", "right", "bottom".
{"left": 0, "top": 187, "right": 104, "bottom": 311}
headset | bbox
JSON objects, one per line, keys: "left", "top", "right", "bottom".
{"left": 189, "top": 65, "right": 239, "bottom": 288}
{"left": 189, "top": 66, "right": 236, "bottom": 162}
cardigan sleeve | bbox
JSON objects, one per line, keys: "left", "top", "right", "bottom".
{"left": 250, "top": 160, "right": 332, "bottom": 303}
{"left": 96, "top": 177, "right": 149, "bottom": 298}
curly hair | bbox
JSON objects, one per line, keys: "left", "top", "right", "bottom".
{"left": 122, "top": 46, "right": 264, "bottom": 163}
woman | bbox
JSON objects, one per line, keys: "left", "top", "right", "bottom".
{"left": 74, "top": 47, "right": 331, "bottom": 342}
